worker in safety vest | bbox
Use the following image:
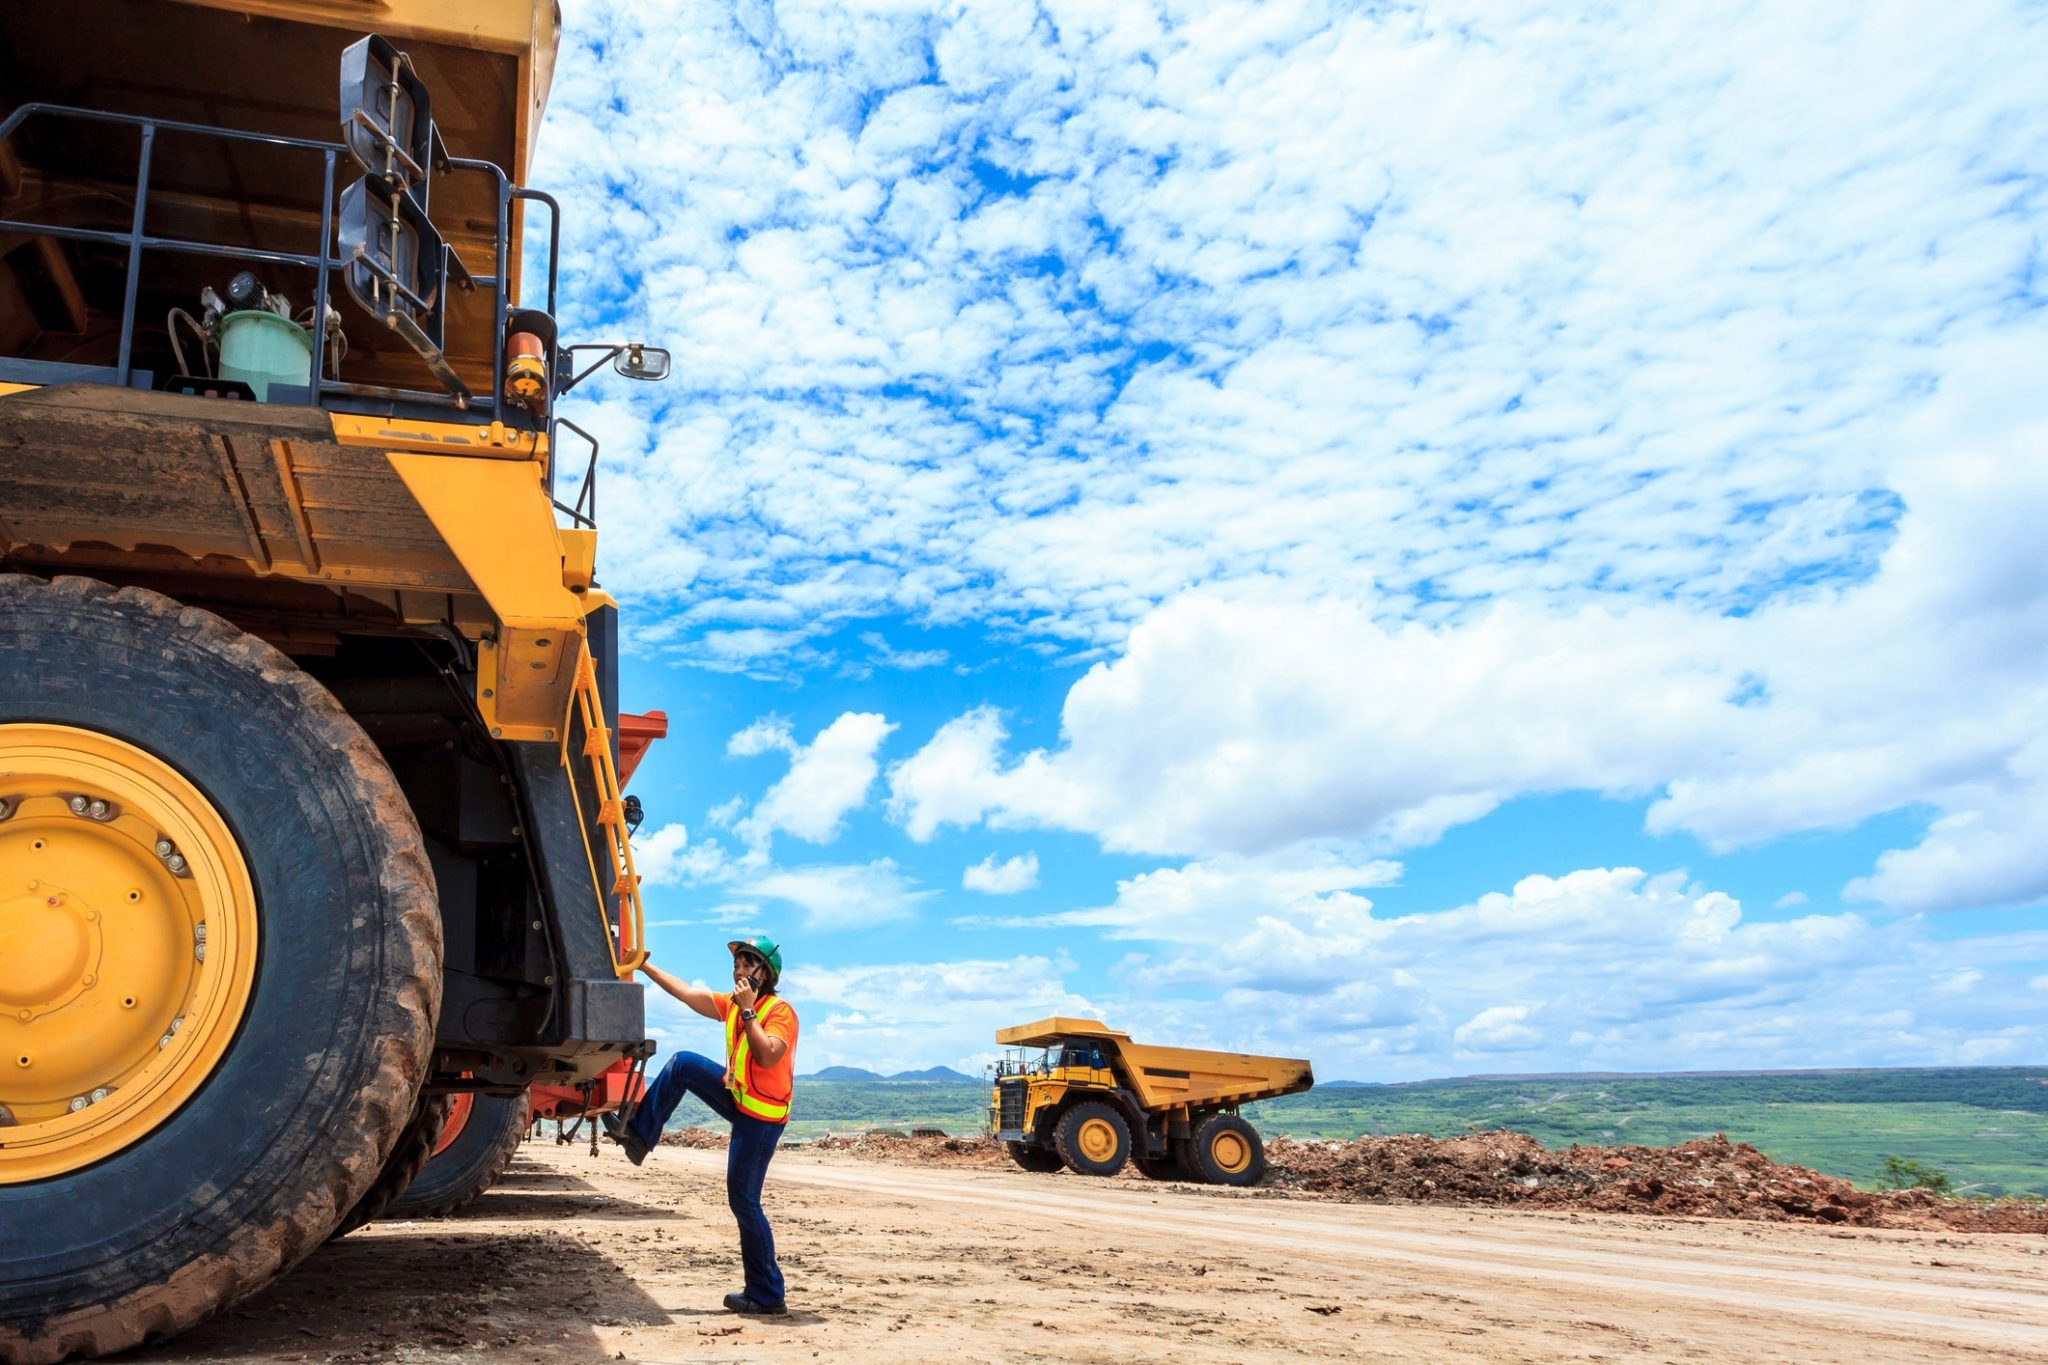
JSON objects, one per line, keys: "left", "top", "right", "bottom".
{"left": 605, "top": 935, "right": 799, "bottom": 1316}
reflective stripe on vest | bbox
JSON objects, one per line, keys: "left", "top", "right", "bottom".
{"left": 724, "top": 997, "right": 792, "bottom": 1122}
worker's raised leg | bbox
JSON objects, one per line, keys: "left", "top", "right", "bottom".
{"left": 726, "top": 1114, "right": 786, "bottom": 1309}
{"left": 624, "top": 1051, "right": 739, "bottom": 1150}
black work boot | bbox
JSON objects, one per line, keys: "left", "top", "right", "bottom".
{"left": 722, "top": 1292, "right": 787, "bottom": 1316}
{"left": 601, "top": 1111, "right": 649, "bottom": 1166}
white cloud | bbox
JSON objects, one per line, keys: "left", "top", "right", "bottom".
{"left": 889, "top": 355, "right": 2048, "bottom": 911}
{"left": 736, "top": 711, "right": 897, "bottom": 852}
{"left": 741, "top": 858, "right": 933, "bottom": 931}
{"left": 790, "top": 952, "right": 1097, "bottom": 1076}
{"left": 1773, "top": 892, "right": 1810, "bottom": 909}
{"left": 631, "top": 822, "right": 735, "bottom": 887}
{"left": 1075, "top": 858, "right": 2048, "bottom": 1078}
{"left": 684, "top": 857, "right": 2047, "bottom": 1078}
{"left": 728, "top": 716, "right": 798, "bottom": 757}
{"left": 961, "top": 852, "right": 1040, "bottom": 895}
{"left": 1454, "top": 1005, "right": 1543, "bottom": 1054}
{"left": 1933, "top": 970, "right": 1984, "bottom": 997}
{"left": 860, "top": 631, "right": 949, "bottom": 671}
{"left": 547, "top": 0, "right": 2046, "bottom": 681}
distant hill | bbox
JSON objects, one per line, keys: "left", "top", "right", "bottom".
{"left": 889, "top": 1066, "right": 977, "bottom": 1082}
{"left": 1321, "top": 1080, "right": 1380, "bottom": 1088}
{"left": 803, "top": 1065, "right": 978, "bottom": 1082}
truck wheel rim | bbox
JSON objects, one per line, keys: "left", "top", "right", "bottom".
{"left": 0, "top": 724, "right": 259, "bottom": 1183}
{"left": 432, "top": 1091, "right": 476, "bottom": 1157}
{"left": 1077, "top": 1116, "right": 1119, "bottom": 1162}
{"left": 1209, "top": 1129, "right": 1252, "bottom": 1174}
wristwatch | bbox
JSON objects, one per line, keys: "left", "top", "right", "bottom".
{"left": 739, "top": 1008, "right": 757, "bottom": 1022}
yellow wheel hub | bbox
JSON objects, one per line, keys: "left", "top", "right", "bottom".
{"left": 1077, "top": 1116, "right": 1119, "bottom": 1163}
{"left": 0, "top": 724, "right": 258, "bottom": 1183}
{"left": 1209, "top": 1129, "right": 1252, "bottom": 1174}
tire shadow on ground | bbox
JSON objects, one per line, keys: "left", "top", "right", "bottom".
{"left": 116, "top": 1226, "right": 675, "bottom": 1361}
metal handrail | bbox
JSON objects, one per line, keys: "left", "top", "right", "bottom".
{"left": 551, "top": 418, "right": 601, "bottom": 528}
{"left": 0, "top": 101, "right": 546, "bottom": 428}
{"left": 567, "top": 648, "right": 647, "bottom": 979}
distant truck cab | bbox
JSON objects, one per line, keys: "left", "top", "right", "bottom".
{"left": 988, "top": 1017, "right": 1313, "bottom": 1186}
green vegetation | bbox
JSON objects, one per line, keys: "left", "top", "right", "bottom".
{"left": 655, "top": 1066, "right": 2048, "bottom": 1197}
{"left": 1877, "top": 1155, "right": 1956, "bottom": 1195}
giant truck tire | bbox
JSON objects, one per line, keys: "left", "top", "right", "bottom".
{"left": 1187, "top": 1112, "right": 1265, "bottom": 1186}
{"left": 330, "top": 1092, "right": 455, "bottom": 1237}
{"left": 1053, "top": 1101, "right": 1131, "bottom": 1177}
{"left": 387, "top": 1091, "right": 526, "bottom": 1219}
{"left": 0, "top": 575, "right": 441, "bottom": 1363}
{"left": 1005, "top": 1140, "right": 1065, "bottom": 1174}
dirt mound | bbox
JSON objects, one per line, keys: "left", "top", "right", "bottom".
{"left": 1264, "top": 1132, "right": 2048, "bottom": 1232}
{"left": 657, "top": 1126, "right": 729, "bottom": 1149}
{"left": 802, "top": 1133, "right": 1009, "bottom": 1168}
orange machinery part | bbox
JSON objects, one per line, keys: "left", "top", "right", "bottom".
{"left": 616, "top": 709, "right": 667, "bottom": 789}
{"left": 528, "top": 1056, "right": 645, "bottom": 1124}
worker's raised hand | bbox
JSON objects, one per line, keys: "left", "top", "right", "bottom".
{"left": 732, "top": 975, "right": 759, "bottom": 1012}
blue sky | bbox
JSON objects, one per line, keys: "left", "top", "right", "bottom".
{"left": 532, "top": 0, "right": 2047, "bottom": 1078}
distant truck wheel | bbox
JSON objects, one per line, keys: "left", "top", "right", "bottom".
{"left": 1006, "top": 1140, "right": 1065, "bottom": 1173}
{"left": 389, "top": 1091, "right": 528, "bottom": 1218}
{"left": 331, "top": 1091, "right": 455, "bottom": 1236}
{"left": 1189, "top": 1112, "right": 1265, "bottom": 1186}
{"left": 0, "top": 575, "right": 440, "bottom": 1363}
{"left": 1054, "top": 1101, "right": 1131, "bottom": 1177}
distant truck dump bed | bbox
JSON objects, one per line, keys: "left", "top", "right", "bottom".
{"left": 990, "top": 1017, "right": 1313, "bottom": 1185}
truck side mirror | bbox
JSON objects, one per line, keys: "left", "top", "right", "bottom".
{"left": 610, "top": 343, "right": 667, "bottom": 382}
{"left": 614, "top": 344, "right": 670, "bottom": 381}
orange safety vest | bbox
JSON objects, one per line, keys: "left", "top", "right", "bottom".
{"left": 723, "top": 996, "right": 793, "bottom": 1122}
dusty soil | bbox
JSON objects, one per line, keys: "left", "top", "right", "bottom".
{"left": 127, "top": 1137, "right": 2048, "bottom": 1364}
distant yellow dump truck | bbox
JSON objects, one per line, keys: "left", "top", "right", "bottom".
{"left": 988, "top": 1018, "right": 1313, "bottom": 1185}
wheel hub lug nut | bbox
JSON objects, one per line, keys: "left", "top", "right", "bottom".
{"left": 87, "top": 798, "right": 110, "bottom": 820}
{"left": 154, "top": 838, "right": 174, "bottom": 858}
{"left": 68, "top": 795, "right": 89, "bottom": 814}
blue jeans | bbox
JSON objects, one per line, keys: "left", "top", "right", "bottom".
{"left": 626, "top": 1050, "right": 786, "bottom": 1308}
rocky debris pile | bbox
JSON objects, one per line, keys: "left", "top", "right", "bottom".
{"left": 657, "top": 1127, "right": 729, "bottom": 1150}
{"left": 1263, "top": 1132, "right": 2048, "bottom": 1232}
{"left": 802, "top": 1132, "right": 1009, "bottom": 1168}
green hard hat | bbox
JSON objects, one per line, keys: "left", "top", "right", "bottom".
{"left": 727, "top": 934, "right": 784, "bottom": 986}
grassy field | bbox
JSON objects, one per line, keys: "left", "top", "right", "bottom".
{"left": 654, "top": 1066, "right": 2048, "bottom": 1197}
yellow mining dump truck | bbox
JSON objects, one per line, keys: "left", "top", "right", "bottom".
{"left": 989, "top": 1018, "right": 1313, "bottom": 1186}
{"left": 0, "top": 4, "right": 667, "bottom": 1359}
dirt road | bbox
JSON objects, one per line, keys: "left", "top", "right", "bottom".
{"left": 132, "top": 1141, "right": 2048, "bottom": 1363}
